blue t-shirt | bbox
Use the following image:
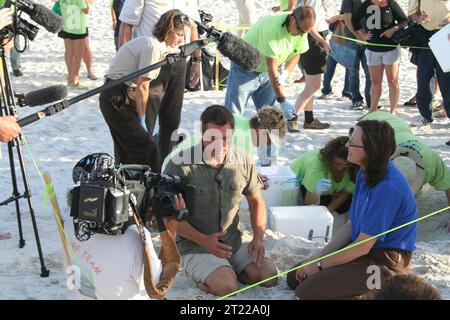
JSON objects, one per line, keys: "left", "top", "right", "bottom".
{"left": 349, "top": 162, "right": 417, "bottom": 251}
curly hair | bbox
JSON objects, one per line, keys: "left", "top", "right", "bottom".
{"left": 153, "top": 9, "right": 191, "bottom": 42}
{"left": 252, "top": 106, "right": 287, "bottom": 139}
{"left": 357, "top": 120, "right": 396, "bottom": 187}
{"left": 319, "top": 136, "right": 357, "bottom": 182}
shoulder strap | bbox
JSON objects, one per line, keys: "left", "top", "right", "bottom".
{"left": 131, "top": 201, "right": 181, "bottom": 300}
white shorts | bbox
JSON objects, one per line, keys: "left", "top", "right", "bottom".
{"left": 182, "top": 244, "right": 254, "bottom": 283}
{"left": 365, "top": 48, "right": 401, "bottom": 66}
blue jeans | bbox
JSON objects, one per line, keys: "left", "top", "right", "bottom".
{"left": 416, "top": 49, "right": 450, "bottom": 121}
{"left": 224, "top": 63, "right": 276, "bottom": 114}
{"left": 349, "top": 46, "right": 371, "bottom": 106}
{"left": 322, "top": 55, "right": 351, "bottom": 98}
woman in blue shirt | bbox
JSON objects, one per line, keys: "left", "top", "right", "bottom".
{"left": 287, "top": 120, "right": 418, "bottom": 299}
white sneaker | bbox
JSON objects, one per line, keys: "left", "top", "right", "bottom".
{"left": 411, "top": 116, "right": 433, "bottom": 128}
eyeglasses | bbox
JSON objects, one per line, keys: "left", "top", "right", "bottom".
{"left": 348, "top": 143, "right": 365, "bottom": 149}
{"left": 347, "top": 128, "right": 365, "bottom": 148}
{"left": 292, "top": 14, "right": 305, "bottom": 35}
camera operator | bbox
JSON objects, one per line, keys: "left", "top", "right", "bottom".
{"left": 66, "top": 154, "right": 183, "bottom": 300}
{"left": 99, "top": 9, "right": 191, "bottom": 173}
{"left": 0, "top": 116, "right": 21, "bottom": 143}
{"left": 164, "top": 105, "right": 278, "bottom": 297}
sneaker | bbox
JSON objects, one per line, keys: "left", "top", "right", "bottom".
{"left": 303, "top": 118, "right": 330, "bottom": 130}
{"left": 350, "top": 101, "right": 364, "bottom": 110}
{"left": 431, "top": 99, "right": 441, "bottom": 110}
{"left": 377, "top": 105, "right": 384, "bottom": 111}
{"left": 433, "top": 102, "right": 444, "bottom": 112}
{"left": 434, "top": 109, "right": 447, "bottom": 118}
{"left": 411, "top": 116, "right": 432, "bottom": 127}
{"left": 13, "top": 69, "right": 23, "bottom": 77}
{"left": 319, "top": 92, "right": 333, "bottom": 100}
{"left": 287, "top": 115, "right": 300, "bottom": 133}
{"left": 404, "top": 96, "right": 416, "bottom": 106}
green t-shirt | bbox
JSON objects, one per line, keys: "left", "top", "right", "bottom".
{"left": 243, "top": 13, "right": 309, "bottom": 73}
{"left": 60, "top": 0, "right": 88, "bottom": 35}
{"left": 280, "top": 0, "right": 290, "bottom": 11}
{"left": 396, "top": 133, "right": 450, "bottom": 191}
{"left": 362, "top": 111, "right": 412, "bottom": 140}
{"left": 290, "top": 149, "right": 355, "bottom": 195}
{"left": 162, "top": 114, "right": 256, "bottom": 169}
{"left": 363, "top": 112, "right": 450, "bottom": 191}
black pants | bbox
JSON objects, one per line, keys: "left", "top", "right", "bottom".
{"left": 147, "top": 56, "right": 187, "bottom": 162}
{"left": 99, "top": 84, "right": 161, "bottom": 173}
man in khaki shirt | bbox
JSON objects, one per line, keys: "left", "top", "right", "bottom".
{"left": 408, "top": 0, "right": 450, "bottom": 128}
{"left": 164, "top": 105, "right": 278, "bottom": 296}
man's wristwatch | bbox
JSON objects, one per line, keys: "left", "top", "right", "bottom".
{"left": 317, "top": 261, "right": 323, "bottom": 271}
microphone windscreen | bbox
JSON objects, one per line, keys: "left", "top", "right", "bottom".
{"left": 30, "top": 4, "right": 64, "bottom": 33}
{"left": 24, "top": 85, "right": 68, "bottom": 107}
{"left": 217, "top": 32, "right": 262, "bottom": 71}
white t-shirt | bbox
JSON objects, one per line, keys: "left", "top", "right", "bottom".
{"left": 119, "top": 0, "right": 201, "bottom": 39}
{"left": 107, "top": 35, "right": 168, "bottom": 85}
{"left": 65, "top": 222, "right": 162, "bottom": 300}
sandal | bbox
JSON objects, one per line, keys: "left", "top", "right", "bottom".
{"left": 87, "top": 74, "right": 98, "bottom": 81}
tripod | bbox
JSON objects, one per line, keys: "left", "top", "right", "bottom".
{"left": 0, "top": 43, "right": 49, "bottom": 278}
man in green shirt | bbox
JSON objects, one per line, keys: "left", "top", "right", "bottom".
{"left": 224, "top": 6, "right": 314, "bottom": 122}
{"left": 164, "top": 105, "right": 278, "bottom": 296}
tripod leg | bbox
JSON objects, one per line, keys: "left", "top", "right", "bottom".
{"left": 7, "top": 140, "right": 25, "bottom": 248}
{"left": 15, "top": 139, "right": 50, "bottom": 277}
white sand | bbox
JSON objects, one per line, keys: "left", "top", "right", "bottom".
{"left": 1, "top": 0, "right": 449, "bottom": 300}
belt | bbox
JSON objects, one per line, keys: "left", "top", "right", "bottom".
{"left": 105, "top": 77, "right": 136, "bottom": 99}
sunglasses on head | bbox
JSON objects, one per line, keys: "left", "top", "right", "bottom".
{"left": 174, "top": 13, "right": 189, "bottom": 24}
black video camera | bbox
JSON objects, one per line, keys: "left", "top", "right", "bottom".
{"left": 1, "top": 0, "right": 40, "bottom": 51}
{"left": 70, "top": 161, "right": 196, "bottom": 242}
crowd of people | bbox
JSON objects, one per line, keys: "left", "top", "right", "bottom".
{"left": 1, "top": 0, "right": 449, "bottom": 300}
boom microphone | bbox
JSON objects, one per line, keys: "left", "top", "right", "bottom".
{"left": 18, "top": 85, "right": 68, "bottom": 107}
{"left": 195, "top": 21, "right": 262, "bottom": 71}
{"left": 28, "top": 3, "right": 64, "bottom": 33}
{"left": 6, "top": 0, "right": 64, "bottom": 33}
{"left": 217, "top": 32, "right": 262, "bottom": 72}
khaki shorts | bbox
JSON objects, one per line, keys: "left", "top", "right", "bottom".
{"left": 365, "top": 48, "right": 400, "bottom": 66}
{"left": 182, "top": 244, "right": 254, "bottom": 283}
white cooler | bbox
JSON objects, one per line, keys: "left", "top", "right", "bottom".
{"left": 429, "top": 24, "right": 450, "bottom": 73}
{"left": 241, "top": 166, "right": 300, "bottom": 209}
{"left": 268, "top": 206, "right": 334, "bottom": 242}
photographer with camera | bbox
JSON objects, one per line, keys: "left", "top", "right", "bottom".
{"left": 164, "top": 105, "right": 278, "bottom": 297}
{"left": 100, "top": 9, "right": 191, "bottom": 173}
{"left": 67, "top": 153, "right": 183, "bottom": 300}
